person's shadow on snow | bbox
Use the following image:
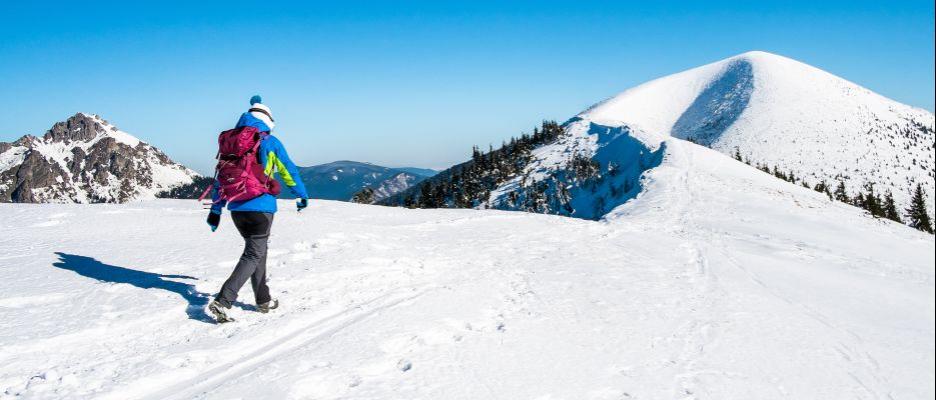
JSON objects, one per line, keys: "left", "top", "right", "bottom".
{"left": 52, "top": 252, "right": 252, "bottom": 323}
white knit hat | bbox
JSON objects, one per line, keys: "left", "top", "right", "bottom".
{"left": 248, "top": 101, "right": 275, "bottom": 130}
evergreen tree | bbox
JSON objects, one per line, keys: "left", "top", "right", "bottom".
{"left": 431, "top": 182, "right": 448, "bottom": 207}
{"left": 814, "top": 181, "right": 832, "bottom": 199}
{"left": 417, "top": 181, "right": 435, "bottom": 208}
{"left": 403, "top": 193, "right": 416, "bottom": 208}
{"left": 882, "top": 191, "right": 902, "bottom": 223}
{"left": 380, "top": 120, "right": 565, "bottom": 210}
{"left": 906, "top": 183, "right": 934, "bottom": 233}
{"left": 853, "top": 192, "right": 865, "bottom": 209}
{"left": 471, "top": 146, "right": 482, "bottom": 163}
{"left": 351, "top": 187, "right": 376, "bottom": 204}
{"left": 813, "top": 181, "right": 825, "bottom": 193}
{"left": 833, "top": 181, "right": 849, "bottom": 203}
{"left": 862, "top": 183, "right": 883, "bottom": 217}
{"left": 156, "top": 175, "right": 215, "bottom": 199}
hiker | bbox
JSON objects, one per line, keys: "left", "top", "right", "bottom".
{"left": 205, "top": 95, "right": 310, "bottom": 323}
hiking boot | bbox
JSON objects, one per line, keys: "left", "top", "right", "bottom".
{"left": 257, "top": 299, "right": 279, "bottom": 314}
{"left": 208, "top": 300, "right": 235, "bottom": 323}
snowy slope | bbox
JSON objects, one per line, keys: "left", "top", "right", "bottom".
{"left": 485, "top": 119, "right": 666, "bottom": 219}
{"left": 0, "top": 113, "right": 198, "bottom": 203}
{"left": 1, "top": 141, "right": 933, "bottom": 400}
{"left": 580, "top": 51, "right": 935, "bottom": 216}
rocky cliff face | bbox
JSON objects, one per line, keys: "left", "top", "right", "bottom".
{"left": 370, "top": 172, "right": 422, "bottom": 202}
{"left": 0, "top": 113, "right": 198, "bottom": 203}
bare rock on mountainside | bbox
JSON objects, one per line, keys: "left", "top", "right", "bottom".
{"left": 0, "top": 113, "right": 198, "bottom": 203}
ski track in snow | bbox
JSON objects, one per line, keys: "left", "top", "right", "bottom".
{"left": 1, "top": 137, "right": 934, "bottom": 400}
{"left": 144, "top": 289, "right": 432, "bottom": 400}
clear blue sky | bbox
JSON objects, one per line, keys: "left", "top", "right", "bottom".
{"left": 2, "top": 1, "right": 933, "bottom": 174}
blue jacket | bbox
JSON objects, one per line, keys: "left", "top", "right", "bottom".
{"left": 211, "top": 113, "right": 309, "bottom": 214}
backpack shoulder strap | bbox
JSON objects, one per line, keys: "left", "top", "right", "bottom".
{"left": 252, "top": 132, "right": 264, "bottom": 151}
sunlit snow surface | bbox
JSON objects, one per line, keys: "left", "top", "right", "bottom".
{"left": 1, "top": 138, "right": 933, "bottom": 399}
{"left": 579, "top": 51, "right": 935, "bottom": 217}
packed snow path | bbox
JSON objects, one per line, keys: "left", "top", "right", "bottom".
{"left": 1, "top": 142, "right": 933, "bottom": 399}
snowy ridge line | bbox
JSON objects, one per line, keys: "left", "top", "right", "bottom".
{"left": 131, "top": 287, "right": 433, "bottom": 400}
{"left": 606, "top": 136, "right": 931, "bottom": 396}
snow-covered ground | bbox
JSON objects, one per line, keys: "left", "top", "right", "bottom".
{"left": 1, "top": 139, "right": 933, "bottom": 399}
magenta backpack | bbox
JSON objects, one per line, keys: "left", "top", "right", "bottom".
{"left": 203, "top": 126, "right": 281, "bottom": 203}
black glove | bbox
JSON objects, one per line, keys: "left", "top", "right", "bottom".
{"left": 207, "top": 211, "right": 221, "bottom": 232}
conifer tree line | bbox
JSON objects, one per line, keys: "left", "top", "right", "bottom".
{"left": 380, "top": 121, "right": 565, "bottom": 209}
{"left": 156, "top": 175, "right": 215, "bottom": 199}
{"left": 401, "top": 148, "right": 617, "bottom": 218}
{"left": 381, "top": 120, "right": 664, "bottom": 220}
{"left": 733, "top": 147, "right": 934, "bottom": 234}
{"left": 501, "top": 152, "right": 611, "bottom": 218}
{"left": 350, "top": 187, "right": 375, "bottom": 204}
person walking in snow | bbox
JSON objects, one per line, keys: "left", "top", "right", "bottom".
{"left": 205, "top": 95, "right": 309, "bottom": 323}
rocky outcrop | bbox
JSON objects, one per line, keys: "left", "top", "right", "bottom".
{"left": 0, "top": 113, "right": 198, "bottom": 203}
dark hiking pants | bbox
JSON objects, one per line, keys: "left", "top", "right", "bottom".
{"left": 216, "top": 211, "right": 274, "bottom": 308}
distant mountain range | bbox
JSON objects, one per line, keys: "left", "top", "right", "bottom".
{"left": 157, "top": 160, "right": 436, "bottom": 202}
{"left": 278, "top": 160, "right": 437, "bottom": 202}
{"left": 1, "top": 113, "right": 197, "bottom": 203}
{"left": 0, "top": 113, "right": 435, "bottom": 204}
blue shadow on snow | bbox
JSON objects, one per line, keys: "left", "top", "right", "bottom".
{"left": 52, "top": 252, "right": 222, "bottom": 323}
{"left": 671, "top": 59, "right": 754, "bottom": 146}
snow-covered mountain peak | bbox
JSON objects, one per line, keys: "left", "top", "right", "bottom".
{"left": 1, "top": 113, "right": 197, "bottom": 203}
{"left": 42, "top": 113, "right": 143, "bottom": 148}
{"left": 579, "top": 50, "right": 928, "bottom": 130}
{"left": 576, "top": 50, "right": 934, "bottom": 216}
{"left": 726, "top": 49, "right": 814, "bottom": 65}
